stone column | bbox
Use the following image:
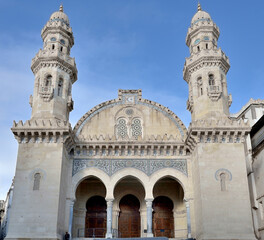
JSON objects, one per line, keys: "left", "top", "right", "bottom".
{"left": 184, "top": 199, "right": 191, "bottom": 239}
{"left": 68, "top": 199, "right": 75, "bottom": 239}
{"left": 106, "top": 199, "right": 114, "bottom": 238}
{"left": 146, "top": 199, "right": 154, "bottom": 237}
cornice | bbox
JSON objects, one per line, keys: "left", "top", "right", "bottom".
{"left": 185, "top": 118, "right": 251, "bottom": 152}
{"left": 11, "top": 119, "right": 75, "bottom": 152}
{"left": 31, "top": 55, "right": 77, "bottom": 83}
{"left": 183, "top": 53, "right": 230, "bottom": 83}
{"left": 73, "top": 142, "right": 190, "bottom": 158}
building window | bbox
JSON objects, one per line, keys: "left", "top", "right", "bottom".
{"left": 33, "top": 173, "right": 41, "bottom": 191}
{"left": 45, "top": 75, "right": 52, "bottom": 87}
{"left": 58, "top": 78, "right": 63, "bottom": 96}
{"left": 52, "top": 44, "right": 55, "bottom": 50}
{"left": 131, "top": 118, "right": 142, "bottom": 139}
{"left": 197, "top": 76, "right": 203, "bottom": 96}
{"left": 209, "top": 74, "right": 215, "bottom": 86}
{"left": 251, "top": 106, "right": 256, "bottom": 119}
{"left": 116, "top": 118, "right": 128, "bottom": 139}
{"left": 220, "top": 173, "right": 226, "bottom": 191}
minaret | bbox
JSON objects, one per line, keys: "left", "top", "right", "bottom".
{"left": 30, "top": 4, "right": 77, "bottom": 121}
{"left": 183, "top": 3, "right": 232, "bottom": 121}
{"left": 7, "top": 6, "right": 76, "bottom": 240}
{"left": 185, "top": 5, "right": 255, "bottom": 240}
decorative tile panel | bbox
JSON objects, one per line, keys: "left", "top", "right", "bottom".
{"left": 72, "top": 158, "right": 187, "bottom": 177}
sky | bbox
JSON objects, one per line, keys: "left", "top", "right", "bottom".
{"left": 0, "top": 0, "right": 263, "bottom": 200}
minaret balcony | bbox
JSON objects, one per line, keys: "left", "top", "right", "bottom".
{"left": 39, "top": 86, "right": 54, "bottom": 102}
{"left": 208, "top": 85, "right": 220, "bottom": 92}
{"left": 207, "top": 85, "right": 222, "bottom": 101}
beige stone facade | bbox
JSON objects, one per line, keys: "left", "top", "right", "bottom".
{"left": 5, "top": 4, "right": 263, "bottom": 240}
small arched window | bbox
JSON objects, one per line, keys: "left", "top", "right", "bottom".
{"left": 45, "top": 75, "right": 52, "bottom": 87}
{"left": 58, "top": 78, "right": 63, "bottom": 96}
{"left": 33, "top": 173, "right": 41, "bottom": 191}
{"left": 52, "top": 44, "right": 55, "bottom": 50}
{"left": 209, "top": 74, "right": 215, "bottom": 86}
{"left": 197, "top": 76, "right": 203, "bottom": 96}
{"left": 220, "top": 173, "right": 226, "bottom": 191}
{"left": 45, "top": 75, "right": 52, "bottom": 86}
{"left": 116, "top": 118, "right": 128, "bottom": 139}
{"left": 131, "top": 118, "right": 142, "bottom": 139}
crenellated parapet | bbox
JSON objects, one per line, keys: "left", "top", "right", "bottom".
{"left": 11, "top": 119, "right": 74, "bottom": 151}
{"left": 185, "top": 118, "right": 250, "bottom": 151}
{"left": 77, "top": 134, "right": 183, "bottom": 142}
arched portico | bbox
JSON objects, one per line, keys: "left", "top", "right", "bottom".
{"left": 113, "top": 176, "right": 146, "bottom": 238}
{"left": 69, "top": 166, "right": 192, "bottom": 238}
{"left": 152, "top": 176, "right": 187, "bottom": 239}
{"left": 71, "top": 168, "right": 111, "bottom": 200}
{"left": 109, "top": 168, "right": 151, "bottom": 199}
{"left": 72, "top": 176, "right": 107, "bottom": 238}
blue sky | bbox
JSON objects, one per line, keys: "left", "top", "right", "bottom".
{"left": 0, "top": 0, "right": 263, "bottom": 200}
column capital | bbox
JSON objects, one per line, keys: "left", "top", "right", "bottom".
{"left": 68, "top": 198, "right": 76, "bottom": 207}
{"left": 145, "top": 198, "right": 154, "bottom": 202}
{"left": 145, "top": 199, "right": 153, "bottom": 208}
{"left": 106, "top": 198, "right": 114, "bottom": 207}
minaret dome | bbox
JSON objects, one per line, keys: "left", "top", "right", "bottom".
{"left": 49, "top": 4, "right": 70, "bottom": 26}
{"left": 191, "top": 4, "right": 211, "bottom": 26}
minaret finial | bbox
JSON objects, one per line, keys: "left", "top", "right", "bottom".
{"left": 197, "top": 2, "right": 202, "bottom": 11}
{"left": 59, "top": 4, "right": 63, "bottom": 12}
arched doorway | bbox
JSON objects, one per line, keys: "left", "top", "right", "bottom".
{"left": 85, "top": 196, "right": 107, "bottom": 238}
{"left": 153, "top": 196, "right": 174, "bottom": 238}
{"left": 118, "top": 194, "right": 140, "bottom": 238}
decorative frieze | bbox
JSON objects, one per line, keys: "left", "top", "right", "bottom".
{"left": 72, "top": 158, "right": 188, "bottom": 177}
{"left": 73, "top": 143, "right": 189, "bottom": 157}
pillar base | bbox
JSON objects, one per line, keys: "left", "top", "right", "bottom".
{"left": 147, "top": 233, "right": 154, "bottom": 237}
{"left": 105, "top": 233, "right": 112, "bottom": 238}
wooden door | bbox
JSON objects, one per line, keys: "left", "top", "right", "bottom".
{"left": 119, "top": 194, "right": 140, "bottom": 238}
{"left": 85, "top": 196, "right": 107, "bottom": 238}
{"left": 153, "top": 196, "right": 174, "bottom": 238}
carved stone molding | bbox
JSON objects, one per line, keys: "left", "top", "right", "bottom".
{"left": 11, "top": 119, "right": 74, "bottom": 151}
{"left": 72, "top": 158, "right": 188, "bottom": 177}
{"left": 207, "top": 85, "right": 222, "bottom": 101}
{"left": 73, "top": 143, "right": 189, "bottom": 158}
{"left": 39, "top": 86, "right": 54, "bottom": 102}
{"left": 215, "top": 168, "right": 232, "bottom": 181}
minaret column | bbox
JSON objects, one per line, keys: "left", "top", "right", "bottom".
{"left": 145, "top": 199, "right": 154, "bottom": 237}
{"left": 106, "top": 198, "right": 114, "bottom": 238}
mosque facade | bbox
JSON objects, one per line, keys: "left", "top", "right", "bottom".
{"left": 4, "top": 4, "right": 264, "bottom": 240}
